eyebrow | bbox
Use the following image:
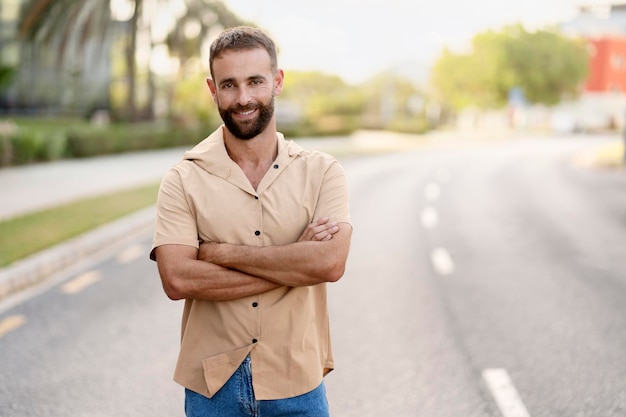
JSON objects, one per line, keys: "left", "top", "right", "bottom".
{"left": 218, "top": 74, "right": 267, "bottom": 86}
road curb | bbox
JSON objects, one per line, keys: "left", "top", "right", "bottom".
{"left": 0, "top": 206, "right": 156, "bottom": 302}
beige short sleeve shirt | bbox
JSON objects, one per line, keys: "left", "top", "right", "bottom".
{"left": 151, "top": 127, "right": 351, "bottom": 400}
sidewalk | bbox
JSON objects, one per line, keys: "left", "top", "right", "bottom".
{"left": 0, "top": 146, "right": 189, "bottom": 221}
{"left": 0, "top": 131, "right": 429, "bottom": 303}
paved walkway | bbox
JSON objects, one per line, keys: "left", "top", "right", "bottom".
{"left": 0, "top": 147, "right": 188, "bottom": 221}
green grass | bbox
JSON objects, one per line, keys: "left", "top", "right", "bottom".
{"left": 0, "top": 182, "right": 160, "bottom": 267}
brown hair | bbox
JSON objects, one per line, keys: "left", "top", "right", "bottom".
{"left": 209, "top": 26, "right": 278, "bottom": 78}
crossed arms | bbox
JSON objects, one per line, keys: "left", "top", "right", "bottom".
{"left": 154, "top": 217, "right": 352, "bottom": 302}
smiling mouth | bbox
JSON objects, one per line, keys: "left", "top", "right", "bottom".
{"left": 234, "top": 108, "right": 257, "bottom": 118}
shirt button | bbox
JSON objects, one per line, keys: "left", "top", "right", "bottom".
{"left": 252, "top": 302, "right": 258, "bottom": 308}
{"left": 273, "top": 164, "right": 279, "bottom": 169}
{"left": 254, "top": 230, "right": 261, "bottom": 236}
{"left": 252, "top": 338, "right": 258, "bottom": 343}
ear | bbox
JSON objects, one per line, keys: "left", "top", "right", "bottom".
{"left": 273, "top": 69, "right": 285, "bottom": 96}
{"left": 206, "top": 78, "right": 218, "bottom": 103}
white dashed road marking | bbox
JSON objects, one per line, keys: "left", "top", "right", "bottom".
{"left": 483, "top": 368, "right": 531, "bottom": 417}
{"left": 430, "top": 247, "right": 454, "bottom": 275}
{"left": 0, "top": 315, "right": 26, "bottom": 339}
{"left": 61, "top": 270, "right": 102, "bottom": 294}
{"left": 420, "top": 206, "right": 439, "bottom": 229}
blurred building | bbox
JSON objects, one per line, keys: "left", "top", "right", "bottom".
{"left": 457, "top": 3, "right": 626, "bottom": 134}
{"left": 560, "top": 3, "right": 626, "bottom": 131}
{"left": 585, "top": 37, "right": 626, "bottom": 93}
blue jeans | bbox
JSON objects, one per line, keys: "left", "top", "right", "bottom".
{"left": 184, "top": 356, "right": 329, "bottom": 417}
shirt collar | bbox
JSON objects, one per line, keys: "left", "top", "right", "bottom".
{"left": 183, "top": 126, "right": 305, "bottom": 179}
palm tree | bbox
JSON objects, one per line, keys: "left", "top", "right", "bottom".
{"left": 17, "top": 0, "right": 115, "bottom": 113}
{"left": 162, "top": 0, "right": 245, "bottom": 119}
{"left": 145, "top": 0, "right": 245, "bottom": 120}
{"left": 17, "top": 0, "right": 244, "bottom": 121}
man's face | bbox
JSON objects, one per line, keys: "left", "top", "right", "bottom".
{"left": 208, "top": 48, "right": 283, "bottom": 140}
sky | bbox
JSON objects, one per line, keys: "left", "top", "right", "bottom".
{"left": 225, "top": 0, "right": 610, "bottom": 84}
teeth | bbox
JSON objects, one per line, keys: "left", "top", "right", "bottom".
{"left": 239, "top": 110, "right": 255, "bottom": 116}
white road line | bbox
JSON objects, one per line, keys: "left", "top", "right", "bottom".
{"left": 420, "top": 206, "right": 439, "bottom": 229}
{"left": 424, "top": 183, "right": 441, "bottom": 202}
{"left": 61, "top": 270, "right": 102, "bottom": 294}
{"left": 0, "top": 315, "right": 26, "bottom": 339}
{"left": 430, "top": 247, "right": 454, "bottom": 275}
{"left": 116, "top": 243, "right": 145, "bottom": 264}
{"left": 483, "top": 368, "right": 531, "bottom": 417}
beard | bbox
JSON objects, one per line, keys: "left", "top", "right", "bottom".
{"left": 218, "top": 96, "right": 275, "bottom": 140}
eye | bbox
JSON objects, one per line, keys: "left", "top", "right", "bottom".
{"left": 220, "top": 82, "right": 234, "bottom": 90}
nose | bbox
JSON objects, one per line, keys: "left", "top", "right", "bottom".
{"left": 236, "top": 86, "right": 252, "bottom": 106}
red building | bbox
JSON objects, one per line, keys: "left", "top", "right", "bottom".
{"left": 555, "top": 3, "right": 626, "bottom": 131}
{"left": 585, "top": 36, "right": 626, "bottom": 93}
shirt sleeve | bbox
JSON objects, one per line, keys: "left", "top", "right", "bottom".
{"left": 150, "top": 167, "right": 200, "bottom": 261}
{"left": 313, "top": 159, "right": 352, "bottom": 227}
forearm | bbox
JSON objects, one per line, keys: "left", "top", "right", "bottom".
{"left": 155, "top": 246, "right": 281, "bottom": 301}
{"left": 201, "top": 224, "right": 351, "bottom": 287}
{"left": 213, "top": 243, "right": 330, "bottom": 287}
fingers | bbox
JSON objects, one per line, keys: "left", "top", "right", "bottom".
{"left": 318, "top": 223, "right": 338, "bottom": 241}
{"left": 297, "top": 217, "right": 341, "bottom": 242}
{"left": 307, "top": 217, "right": 339, "bottom": 241}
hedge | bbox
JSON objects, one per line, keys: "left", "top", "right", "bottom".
{"left": 0, "top": 120, "right": 216, "bottom": 166}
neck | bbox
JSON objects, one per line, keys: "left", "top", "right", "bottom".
{"left": 222, "top": 125, "right": 278, "bottom": 166}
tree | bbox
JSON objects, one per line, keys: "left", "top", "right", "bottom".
{"left": 280, "top": 71, "right": 366, "bottom": 134}
{"left": 431, "top": 48, "right": 493, "bottom": 110}
{"left": 431, "top": 24, "right": 589, "bottom": 110}
{"left": 501, "top": 25, "right": 589, "bottom": 105}
{"left": 16, "top": 0, "right": 115, "bottom": 112}
{"left": 358, "top": 73, "right": 429, "bottom": 132}
{"left": 163, "top": 0, "right": 245, "bottom": 124}
{"left": 17, "top": 1, "right": 113, "bottom": 53}
{"left": 17, "top": 0, "right": 244, "bottom": 121}
{"left": 282, "top": 71, "right": 364, "bottom": 119}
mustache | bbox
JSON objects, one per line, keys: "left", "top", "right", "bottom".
{"left": 229, "top": 104, "right": 258, "bottom": 112}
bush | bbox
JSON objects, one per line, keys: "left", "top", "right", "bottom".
{"left": 66, "top": 126, "right": 118, "bottom": 157}
{"left": 66, "top": 121, "right": 216, "bottom": 158}
{"left": 10, "top": 129, "right": 43, "bottom": 164}
{"left": 38, "top": 131, "right": 68, "bottom": 161}
{"left": 0, "top": 120, "right": 17, "bottom": 166}
{"left": 278, "top": 116, "right": 358, "bottom": 138}
{"left": 388, "top": 117, "right": 430, "bottom": 134}
{"left": 0, "top": 123, "right": 67, "bottom": 165}
{"left": 0, "top": 118, "right": 222, "bottom": 164}
{"left": 0, "top": 119, "right": 70, "bottom": 165}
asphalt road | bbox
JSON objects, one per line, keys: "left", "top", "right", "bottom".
{"left": 1, "top": 134, "right": 625, "bottom": 416}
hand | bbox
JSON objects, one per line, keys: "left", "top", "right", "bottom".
{"left": 298, "top": 217, "right": 339, "bottom": 242}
